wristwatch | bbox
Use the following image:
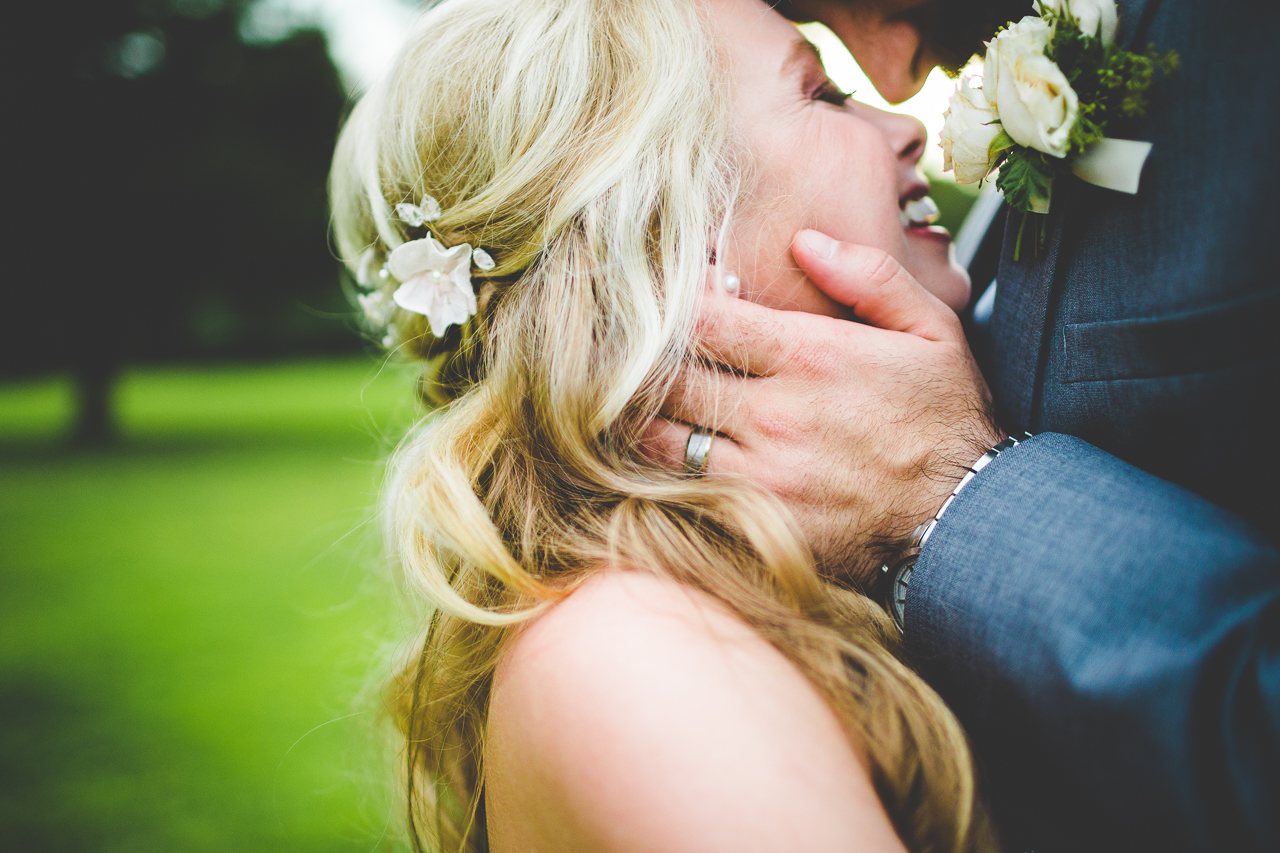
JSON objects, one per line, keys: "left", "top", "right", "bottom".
{"left": 881, "top": 435, "right": 1027, "bottom": 632}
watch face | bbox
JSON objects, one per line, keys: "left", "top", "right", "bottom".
{"left": 890, "top": 559, "right": 915, "bottom": 632}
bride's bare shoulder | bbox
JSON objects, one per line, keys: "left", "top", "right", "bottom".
{"left": 485, "top": 571, "right": 906, "bottom": 853}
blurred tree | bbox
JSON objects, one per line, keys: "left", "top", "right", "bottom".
{"left": 5, "top": 0, "right": 351, "bottom": 443}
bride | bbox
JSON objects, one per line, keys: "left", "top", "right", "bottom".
{"left": 330, "top": 0, "right": 993, "bottom": 850}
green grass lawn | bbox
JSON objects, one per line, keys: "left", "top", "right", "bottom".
{"left": 0, "top": 358, "right": 424, "bottom": 852}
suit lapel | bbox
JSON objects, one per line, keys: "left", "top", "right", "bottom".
{"left": 987, "top": 0, "right": 1159, "bottom": 432}
{"left": 989, "top": 180, "right": 1070, "bottom": 433}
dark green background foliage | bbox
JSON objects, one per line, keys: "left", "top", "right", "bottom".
{"left": 6, "top": 0, "right": 354, "bottom": 441}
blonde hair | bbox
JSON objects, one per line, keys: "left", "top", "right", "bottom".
{"left": 330, "top": 0, "right": 997, "bottom": 850}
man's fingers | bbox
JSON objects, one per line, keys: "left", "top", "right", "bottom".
{"left": 637, "top": 416, "right": 745, "bottom": 476}
{"left": 695, "top": 292, "right": 863, "bottom": 376}
{"left": 658, "top": 365, "right": 751, "bottom": 438}
{"left": 693, "top": 295, "right": 798, "bottom": 377}
{"left": 791, "top": 230, "right": 960, "bottom": 342}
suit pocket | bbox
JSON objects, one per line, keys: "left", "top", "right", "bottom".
{"left": 1063, "top": 289, "right": 1280, "bottom": 383}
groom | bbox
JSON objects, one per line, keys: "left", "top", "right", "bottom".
{"left": 663, "top": 0, "right": 1280, "bottom": 851}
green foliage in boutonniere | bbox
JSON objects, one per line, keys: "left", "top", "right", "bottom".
{"left": 1049, "top": 8, "right": 1179, "bottom": 152}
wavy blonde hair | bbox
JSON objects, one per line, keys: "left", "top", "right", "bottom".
{"left": 331, "top": 0, "right": 997, "bottom": 850}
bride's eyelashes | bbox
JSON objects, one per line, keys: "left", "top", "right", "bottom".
{"left": 811, "top": 79, "right": 853, "bottom": 107}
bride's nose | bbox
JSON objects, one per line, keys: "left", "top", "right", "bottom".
{"left": 861, "top": 104, "right": 928, "bottom": 174}
{"left": 885, "top": 111, "right": 928, "bottom": 171}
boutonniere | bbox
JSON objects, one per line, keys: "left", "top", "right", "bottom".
{"left": 939, "top": 0, "right": 1178, "bottom": 259}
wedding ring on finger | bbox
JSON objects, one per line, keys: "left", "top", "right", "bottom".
{"left": 684, "top": 426, "right": 714, "bottom": 476}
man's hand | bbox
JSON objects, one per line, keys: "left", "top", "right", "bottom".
{"left": 646, "top": 230, "right": 1003, "bottom": 584}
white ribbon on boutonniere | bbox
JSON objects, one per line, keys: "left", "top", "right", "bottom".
{"left": 1022, "top": 138, "right": 1152, "bottom": 214}
{"left": 1071, "top": 138, "right": 1153, "bottom": 195}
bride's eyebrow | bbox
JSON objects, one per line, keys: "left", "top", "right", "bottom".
{"left": 781, "top": 38, "right": 824, "bottom": 79}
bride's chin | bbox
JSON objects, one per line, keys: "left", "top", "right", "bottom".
{"left": 915, "top": 263, "right": 971, "bottom": 312}
{"left": 904, "top": 238, "right": 969, "bottom": 311}
{"left": 934, "top": 271, "right": 972, "bottom": 312}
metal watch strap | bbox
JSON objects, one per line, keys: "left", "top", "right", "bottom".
{"left": 881, "top": 433, "right": 1029, "bottom": 633}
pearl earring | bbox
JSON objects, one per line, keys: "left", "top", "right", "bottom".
{"left": 723, "top": 273, "right": 740, "bottom": 295}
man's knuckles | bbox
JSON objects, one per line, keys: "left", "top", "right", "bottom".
{"left": 748, "top": 401, "right": 806, "bottom": 444}
{"left": 782, "top": 332, "right": 844, "bottom": 381}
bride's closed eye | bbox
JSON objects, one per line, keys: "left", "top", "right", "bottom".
{"left": 811, "top": 79, "right": 852, "bottom": 106}
{"left": 786, "top": 40, "right": 851, "bottom": 108}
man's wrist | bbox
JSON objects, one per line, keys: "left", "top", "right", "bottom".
{"left": 880, "top": 433, "right": 1030, "bottom": 632}
{"left": 880, "top": 419, "right": 1006, "bottom": 552}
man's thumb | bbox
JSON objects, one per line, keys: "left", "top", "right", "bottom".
{"left": 792, "top": 230, "right": 956, "bottom": 341}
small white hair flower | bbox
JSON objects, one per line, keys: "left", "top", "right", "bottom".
{"left": 388, "top": 237, "right": 478, "bottom": 337}
{"left": 357, "top": 289, "right": 396, "bottom": 326}
{"left": 472, "top": 247, "right": 496, "bottom": 271}
{"left": 395, "top": 197, "right": 442, "bottom": 227}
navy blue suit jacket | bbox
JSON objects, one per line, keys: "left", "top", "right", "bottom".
{"left": 907, "top": 1, "right": 1280, "bottom": 851}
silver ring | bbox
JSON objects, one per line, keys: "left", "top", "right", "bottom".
{"left": 684, "top": 426, "right": 714, "bottom": 475}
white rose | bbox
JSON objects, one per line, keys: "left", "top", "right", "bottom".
{"left": 984, "top": 16, "right": 1051, "bottom": 100}
{"left": 939, "top": 76, "right": 1002, "bottom": 184}
{"left": 984, "top": 16, "right": 1079, "bottom": 158}
{"left": 1035, "top": 0, "right": 1119, "bottom": 44}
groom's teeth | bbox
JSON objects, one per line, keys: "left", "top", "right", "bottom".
{"left": 902, "top": 196, "right": 940, "bottom": 226}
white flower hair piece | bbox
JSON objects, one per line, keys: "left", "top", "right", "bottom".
{"left": 388, "top": 237, "right": 479, "bottom": 338}
{"left": 355, "top": 194, "right": 501, "bottom": 338}
{"left": 395, "top": 197, "right": 441, "bottom": 227}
